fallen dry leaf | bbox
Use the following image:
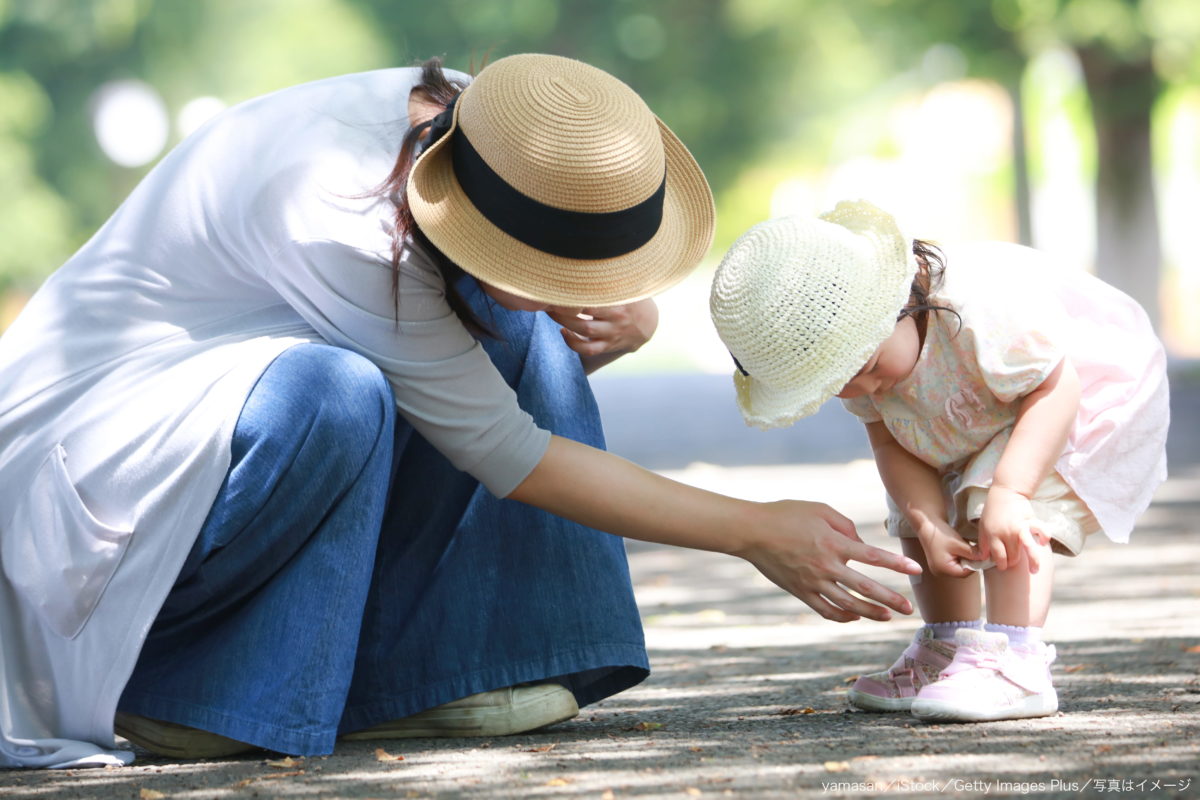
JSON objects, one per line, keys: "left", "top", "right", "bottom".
{"left": 234, "top": 770, "right": 305, "bottom": 788}
{"left": 525, "top": 743, "right": 558, "bottom": 753}
{"left": 139, "top": 790, "right": 166, "bottom": 800}
{"left": 686, "top": 789, "right": 702, "bottom": 796}
{"left": 824, "top": 761, "right": 851, "bottom": 772}
{"left": 779, "top": 707, "right": 815, "bottom": 716}
{"left": 374, "top": 747, "right": 405, "bottom": 762}
{"left": 545, "top": 777, "right": 571, "bottom": 786}
{"left": 266, "top": 756, "right": 301, "bottom": 768}
{"left": 632, "top": 721, "right": 663, "bottom": 732}
{"left": 1063, "top": 664, "right": 1088, "bottom": 673}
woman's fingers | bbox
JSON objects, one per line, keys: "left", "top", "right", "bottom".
{"left": 826, "top": 579, "right": 903, "bottom": 621}
{"left": 558, "top": 327, "right": 607, "bottom": 356}
{"left": 743, "top": 500, "right": 921, "bottom": 622}
{"left": 844, "top": 537, "right": 922, "bottom": 577}
{"left": 549, "top": 310, "right": 624, "bottom": 356}
{"left": 547, "top": 301, "right": 657, "bottom": 357}
{"left": 548, "top": 308, "right": 593, "bottom": 337}
{"left": 800, "top": 590, "right": 862, "bottom": 623}
{"left": 827, "top": 543, "right": 916, "bottom": 616}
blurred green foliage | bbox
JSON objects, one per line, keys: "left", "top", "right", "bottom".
{"left": 0, "top": 0, "right": 1196, "bottom": 294}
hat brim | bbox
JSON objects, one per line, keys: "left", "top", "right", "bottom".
{"left": 729, "top": 202, "right": 918, "bottom": 429}
{"left": 734, "top": 334, "right": 885, "bottom": 430}
{"left": 408, "top": 95, "right": 715, "bottom": 307}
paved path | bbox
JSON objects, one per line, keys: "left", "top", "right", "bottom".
{"left": 5, "top": 371, "right": 1198, "bottom": 799}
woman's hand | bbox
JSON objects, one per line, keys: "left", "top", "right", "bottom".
{"left": 511, "top": 437, "right": 921, "bottom": 624}
{"left": 732, "top": 500, "right": 922, "bottom": 623}
{"left": 546, "top": 299, "right": 659, "bottom": 373}
{"left": 978, "top": 485, "right": 1049, "bottom": 572}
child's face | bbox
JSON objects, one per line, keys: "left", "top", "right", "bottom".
{"left": 836, "top": 315, "right": 921, "bottom": 399}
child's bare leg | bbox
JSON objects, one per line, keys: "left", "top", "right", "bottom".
{"left": 982, "top": 541, "right": 1054, "bottom": 628}
{"left": 902, "top": 538, "right": 981, "bottom": 623}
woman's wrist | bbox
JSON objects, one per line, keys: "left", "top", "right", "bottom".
{"left": 716, "top": 498, "right": 772, "bottom": 558}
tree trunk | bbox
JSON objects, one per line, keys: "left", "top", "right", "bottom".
{"left": 1009, "top": 79, "right": 1034, "bottom": 247}
{"left": 1076, "top": 46, "right": 1163, "bottom": 331}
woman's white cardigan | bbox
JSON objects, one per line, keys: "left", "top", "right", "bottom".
{"left": 0, "top": 69, "right": 548, "bottom": 768}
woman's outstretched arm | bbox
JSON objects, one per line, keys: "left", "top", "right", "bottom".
{"left": 508, "top": 434, "right": 923, "bottom": 622}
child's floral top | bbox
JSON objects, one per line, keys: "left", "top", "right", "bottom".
{"left": 841, "top": 241, "right": 1168, "bottom": 543}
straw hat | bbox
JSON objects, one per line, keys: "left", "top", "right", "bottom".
{"left": 408, "top": 53, "right": 715, "bottom": 307}
{"left": 709, "top": 200, "right": 916, "bottom": 429}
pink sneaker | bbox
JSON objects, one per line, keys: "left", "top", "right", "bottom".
{"left": 847, "top": 627, "right": 958, "bottom": 712}
{"left": 910, "top": 628, "right": 1058, "bottom": 722}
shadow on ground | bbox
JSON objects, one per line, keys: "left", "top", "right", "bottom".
{"left": 8, "top": 636, "right": 1194, "bottom": 799}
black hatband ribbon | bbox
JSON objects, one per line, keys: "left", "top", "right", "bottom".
{"left": 417, "top": 94, "right": 460, "bottom": 157}
{"left": 450, "top": 126, "right": 666, "bottom": 260}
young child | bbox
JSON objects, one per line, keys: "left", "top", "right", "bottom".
{"left": 709, "top": 200, "right": 1169, "bottom": 722}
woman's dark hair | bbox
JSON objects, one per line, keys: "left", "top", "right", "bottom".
{"left": 373, "top": 57, "right": 494, "bottom": 337}
{"left": 900, "top": 239, "right": 960, "bottom": 343}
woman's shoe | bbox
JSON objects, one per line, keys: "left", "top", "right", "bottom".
{"left": 114, "top": 712, "right": 257, "bottom": 758}
{"left": 847, "top": 627, "right": 958, "bottom": 712}
{"left": 342, "top": 683, "right": 579, "bottom": 739}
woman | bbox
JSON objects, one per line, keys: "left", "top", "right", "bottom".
{"left": 0, "top": 54, "right": 920, "bottom": 768}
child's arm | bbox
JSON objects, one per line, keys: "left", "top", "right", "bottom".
{"left": 866, "top": 421, "right": 976, "bottom": 578}
{"left": 980, "top": 357, "right": 1081, "bottom": 572}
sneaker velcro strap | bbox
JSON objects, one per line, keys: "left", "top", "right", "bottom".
{"left": 913, "top": 646, "right": 951, "bottom": 668}
{"left": 997, "top": 659, "right": 1053, "bottom": 693}
{"left": 892, "top": 668, "right": 918, "bottom": 698}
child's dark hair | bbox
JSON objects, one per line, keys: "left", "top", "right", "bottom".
{"left": 901, "top": 240, "right": 960, "bottom": 341}
{"left": 373, "top": 57, "right": 495, "bottom": 337}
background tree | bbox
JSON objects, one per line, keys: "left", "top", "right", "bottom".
{"left": 990, "top": 0, "right": 1199, "bottom": 332}
{"left": 2, "top": 0, "right": 1196, "bottom": 335}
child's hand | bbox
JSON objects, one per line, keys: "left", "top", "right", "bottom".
{"left": 917, "top": 522, "right": 979, "bottom": 578}
{"left": 978, "top": 485, "right": 1050, "bottom": 572}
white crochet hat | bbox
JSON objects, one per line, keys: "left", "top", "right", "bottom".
{"left": 709, "top": 200, "right": 916, "bottom": 429}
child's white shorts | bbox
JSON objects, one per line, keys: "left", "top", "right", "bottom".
{"left": 885, "top": 468, "right": 1101, "bottom": 558}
